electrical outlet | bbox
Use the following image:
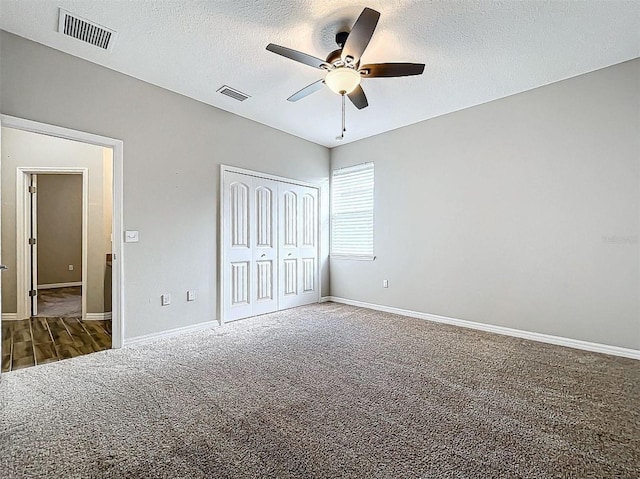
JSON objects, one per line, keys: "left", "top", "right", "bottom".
{"left": 187, "top": 290, "right": 195, "bottom": 301}
{"left": 68, "top": 264, "right": 74, "bottom": 271}
{"left": 383, "top": 280, "right": 389, "bottom": 288}
{"left": 161, "top": 294, "right": 171, "bottom": 306}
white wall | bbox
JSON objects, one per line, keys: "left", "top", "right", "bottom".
{"left": 0, "top": 31, "right": 330, "bottom": 339}
{"left": 331, "top": 59, "right": 640, "bottom": 350}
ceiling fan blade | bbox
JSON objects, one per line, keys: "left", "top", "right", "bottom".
{"left": 341, "top": 8, "right": 380, "bottom": 65}
{"left": 266, "top": 44, "right": 329, "bottom": 70}
{"left": 347, "top": 84, "right": 368, "bottom": 110}
{"left": 360, "top": 63, "right": 425, "bottom": 78}
{"left": 287, "top": 79, "right": 325, "bottom": 102}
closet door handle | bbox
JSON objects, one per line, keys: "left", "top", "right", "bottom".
{"left": 287, "top": 253, "right": 292, "bottom": 256}
{"left": 261, "top": 254, "right": 266, "bottom": 258}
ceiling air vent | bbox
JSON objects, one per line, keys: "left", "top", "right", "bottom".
{"left": 58, "top": 9, "right": 117, "bottom": 51}
{"left": 217, "top": 86, "right": 251, "bottom": 102}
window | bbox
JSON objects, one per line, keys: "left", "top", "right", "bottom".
{"left": 331, "top": 162, "right": 374, "bottom": 260}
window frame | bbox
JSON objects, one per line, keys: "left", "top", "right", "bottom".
{"left": 330, "top": 162, "right": 375, "bottom": 261}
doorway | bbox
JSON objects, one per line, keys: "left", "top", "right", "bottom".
{"left": 0, "top": 116, "right": 123, "bottom": 374}
{"left": 220, "top": 166, "right": 320, "bottom": 323}
{"left": 18, "top": 170, "right": 89, "bottom": 321}
{"left": 32, "top": 174, "right": 95, "bottom": 322}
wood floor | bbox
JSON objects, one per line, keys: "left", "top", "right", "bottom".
{"left": 1, "top": 318, "right": 111, "bottom": 372}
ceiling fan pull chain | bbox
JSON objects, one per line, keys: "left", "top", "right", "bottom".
{"left": 342, "top": 93, "right": 346, "bottom": 134}
{"left": 337, "top": 93, "right": 346, "bottom": 141}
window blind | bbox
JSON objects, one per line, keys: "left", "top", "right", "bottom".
{"left": 331, "top": 162, "right": 374, "bottom": 259}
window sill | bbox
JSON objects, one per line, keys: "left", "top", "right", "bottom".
{"left": 330, "top": 254, "right": 376, "bottom": 261}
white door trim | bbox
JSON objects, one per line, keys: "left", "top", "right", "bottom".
{"left": 1, "top": 115, "right": 125, "bottom": 349}
{"left": 17, "top": 168, "right": 89, "bottom": 321}
{"left": 219, "top": 165, "right": 321, "bottom": 324}
{"left": 221, "top": 165, "right": 319, "bottom": 189}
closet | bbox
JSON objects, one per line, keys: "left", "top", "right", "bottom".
{"left": 221, "top": 168, "right": 319, "bottom": 322}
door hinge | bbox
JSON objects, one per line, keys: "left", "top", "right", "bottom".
{"left": 29, "top": 290, "right": 37, "bottom": 297}
{"left": 28, "top": 238, "right": 37, "bottom": 245}
{"left": 29, "top": 185, "right": 37, "bottom": 194}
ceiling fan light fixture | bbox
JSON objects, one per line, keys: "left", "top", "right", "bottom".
{"left": 325, "top": 67, "right": 361, "bottom": 95}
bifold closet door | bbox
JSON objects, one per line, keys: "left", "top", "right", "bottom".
{"left": 278, "top": 183, "right": 318, "bottom": 310}
{"left": 222, "top": 172, "right": 279, "bottom": 322}
{"left": 252, "top": 177, "right": 279, "bottom": 316}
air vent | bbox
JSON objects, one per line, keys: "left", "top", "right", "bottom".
{"left": 58, "top": 9, "right": 117, "bottom": 51}
{"left": 217, "top": 86, "right": 251, "bottom": 102}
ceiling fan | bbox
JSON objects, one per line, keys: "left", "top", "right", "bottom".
{"left": 266, "top": 7, "right": 425, "bottom": 110}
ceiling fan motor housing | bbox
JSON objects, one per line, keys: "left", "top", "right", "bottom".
{"left": 327, "top": 32, "right": 360, "bottom": 68}
{"left": 336, "top": 31, "right": 349, "bottom": 48}
{"left": 326, "top": 48, "right": 345, "bottom": 66}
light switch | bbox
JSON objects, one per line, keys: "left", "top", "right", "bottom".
{"left": 161, "top": 294, "right": 171, "bottom": 306}
{"left": 187, "top": 290, "right": 196, "bottom": 301}
{"left": 124, "top": 230, "right": 139, "bottom": 243}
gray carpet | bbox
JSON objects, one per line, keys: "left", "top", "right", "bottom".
{"left": 1, "top": 303, "right": 638, "bottom": 478}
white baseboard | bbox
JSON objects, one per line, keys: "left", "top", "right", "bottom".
{"left": 37, "top": 282, "right": 82, "bottom": 290}
{"left": 85, "top": 312, "right": 112, "bottom": 321}
{"left": 2, "top": 313, "right": 18, "bottom": 321}
{"left": 319, "top": 296, "right": 331, "bottom": 303}
{"left": 123, "top": 320, "right": 220, "bottom": 347}
{"left": 325, "top": 296, "right": 640, "bottom": 360}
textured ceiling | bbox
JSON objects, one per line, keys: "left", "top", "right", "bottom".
{"left": 1, "top": 1, "right": 639, "bottom": 148}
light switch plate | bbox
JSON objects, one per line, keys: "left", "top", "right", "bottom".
{"left": 124, "top": 230, "right": 139, "bottom": 243}
{"left": 161, "top": 294, "right": 171, "bottom": 306}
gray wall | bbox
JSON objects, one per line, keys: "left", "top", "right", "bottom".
{"left": 37, "top": 174, "right": 82, "bottom": 285}
{"left": 331, "top": 59, "right": 640, "bottom": 350}
{"left": 1, "top": 128, "right": 112, "bottom": 314}
{"left": 0, "top": 31, "right": 330, "bottom": 339}
{"left": 3, "top": 31, "right": 636, "bottom": 349}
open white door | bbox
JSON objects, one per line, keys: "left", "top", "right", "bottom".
{"left": 29, "top": 174, "right": 38, "bottom": 316}
{"left": 0, "top": 143, "right": 4, "bottom": 375}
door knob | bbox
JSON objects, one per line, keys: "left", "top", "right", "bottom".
{"left": 261, "top": 254, "right": 266, "bottom": 258}
{"left": 0, "top": 265, "right": 7, "bottom": 271}
{"left": 288, "top": 253, "right": 292, "bottom": 256}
